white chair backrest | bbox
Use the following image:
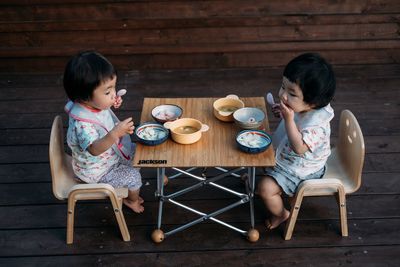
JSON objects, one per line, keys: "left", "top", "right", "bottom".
{"left": 337, "top": 110, "right": 365, "bottom": 193}
{"left": 49, "top": 116, "right": 78, "bottom": 200}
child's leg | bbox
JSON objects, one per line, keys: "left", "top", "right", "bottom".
{"left": 123, "top": 189, "right": 144, "bottom": 213}
{"left": 258, "top": 176, "right": 290, "bottom": 229}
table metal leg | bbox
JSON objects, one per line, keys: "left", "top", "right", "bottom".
{"left": 155, "top": 167, "right": 165, "bottom": 228}
{"left": 246, "top": 166, "right": 259, "bottom": 242}
{"left": 151, "top": 166, "right": 259, "bottom": 243}
{"left": 151, "top": 168, "right": 166, "bottom": 243}
{"left": 248, "top": 167, "right": 256, "bottom": 228}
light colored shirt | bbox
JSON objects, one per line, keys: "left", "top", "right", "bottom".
{"left": 273, "top": 104, "right": 334, "bottom": 177}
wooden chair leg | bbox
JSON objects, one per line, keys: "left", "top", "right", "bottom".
{"left": 66, "top": 198, "right": 77, "bottom": 244}
{"left": 284, "top": 194, "right": 304, "bottom": 240}
{"left": 118, "top": 197, "right": 123, "bottom": 209}
{"left": 337, "top": 187, "right": 348, "bottom": 237}
{"left": 287, "top": 196, "right": 295, "bottom": 208}
{"left": 110, "top": 196, "right": 130, "bottom": 242}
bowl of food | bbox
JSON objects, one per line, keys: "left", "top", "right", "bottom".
{"left": 213, "top": 94, "right": 245, "bottom": 122}
{"left": 236, "top": 130, "right": 272, "bottom": 153}
{"left": 233, "top": 107, "right": 265, "bottom": 129}
{"left": 135, "top": 122, "right": 169, "bottom": 146}
{"left": 151, "top": 104, "right": 183, "bottom": 123}
{"left": 163, "top": 118, "right": 209, "bottom": 144}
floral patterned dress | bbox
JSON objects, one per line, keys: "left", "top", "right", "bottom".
{"left": 265, "top": 104, "right": 334, "bottom": 196}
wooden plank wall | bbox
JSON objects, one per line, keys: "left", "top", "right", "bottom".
{"left": 0, "top": 0, "right": 399, "bottom": 72}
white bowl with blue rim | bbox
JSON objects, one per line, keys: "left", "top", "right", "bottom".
{"left": 236, "top": 129, "right": 272, "bottom": 153}
{"left": 151, "top": 104, "right": 183, "bottom": 123}
{"left": 233, "top": 107, "right": 265, "bottom": 129}
{"left": 135, "top": 122, "right": 169, "bottom": 146}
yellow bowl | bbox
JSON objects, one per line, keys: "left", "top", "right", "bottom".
{"left": 164, "top": 118, "right": 209, "bottom": 144}
{"left": 213, "top": 94, "right": 245, "bottom": 122}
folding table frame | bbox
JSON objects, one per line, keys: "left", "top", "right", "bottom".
{"left": 151, "top": 166, "right": 260, "bottom": 243}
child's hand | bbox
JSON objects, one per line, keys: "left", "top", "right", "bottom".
{"left": 111, "top": 117, "right": 135, "bottom": 139}
{"left": 113, "top": 89, "right": 127, "bottom": 109}
{"left": 280, "top": 101, "right": 294, "bottom": 121}
{"left": 113, "top": 95, "right": 123, "bottom": 109}
{"left": 271, "top": 103, "right": 282, "bottom": 118}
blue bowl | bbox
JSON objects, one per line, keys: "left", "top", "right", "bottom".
{"left": 236, "top": 130, "right": 272, "bottom": 153}
{"left": 135, "top": 122, "right": 169, "bottom": 146}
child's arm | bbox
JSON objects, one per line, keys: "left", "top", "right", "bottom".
{"left": 88, "top": 117, "right": 134, "bottom": 156}
{"left": 280, "top": 101, "right": 309, "bottom": 155}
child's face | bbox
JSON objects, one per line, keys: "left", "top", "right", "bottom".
{"left": 85, "top": 76, "right": 117, "bottom": 110}
{"left": 278, "top": 76, "right": 314, "bottom": 113}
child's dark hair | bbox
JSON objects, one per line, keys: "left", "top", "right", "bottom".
{"left": 63, "top": 51, "right": 116, "bottom": 102}
{"left": 283, "top": 53, "right": 335, "bottom": 109}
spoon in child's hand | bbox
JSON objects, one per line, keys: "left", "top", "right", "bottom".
{"left": 114, "top": 89, "right": 126, "bottom": 108}
{"left": 266, "top": 93, "right": 275, "bottom": 106}
{"left": 117, "top": 89, "right": 127, "bottom": 97}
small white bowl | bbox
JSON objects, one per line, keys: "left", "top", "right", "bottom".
{"left": 151, "top": 104, "right": 183, "bottom": 123}
{"left": 233, "top": 107, "right": 265, "bottom": 129}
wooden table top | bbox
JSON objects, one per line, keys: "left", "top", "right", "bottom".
{"left": 132, "top": 97, "right": 275, "bottom": 168}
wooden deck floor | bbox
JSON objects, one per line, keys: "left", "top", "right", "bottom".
{"left": 1, "top": 65, "right": 400, "bottom": 266}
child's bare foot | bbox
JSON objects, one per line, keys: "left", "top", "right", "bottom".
{"left": 123, "top": 199, "right": 144, "bottom": 213}
{"left": 265, "top": 209, "right": 290, "bottom": 230}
